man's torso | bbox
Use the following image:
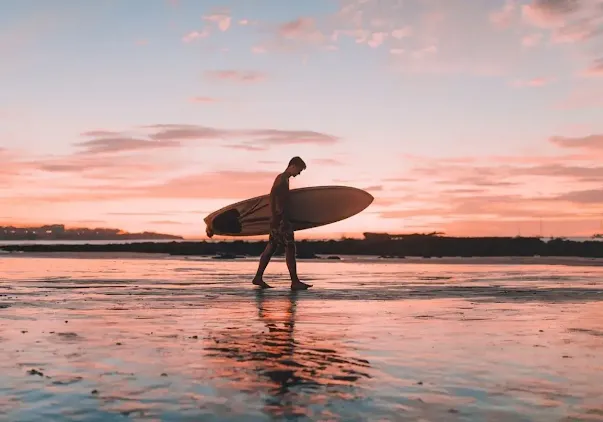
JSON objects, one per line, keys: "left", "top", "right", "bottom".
{"left": 269, "top": 173, "right": 289, "bottom": 228}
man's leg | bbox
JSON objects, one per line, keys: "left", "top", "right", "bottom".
{"left": 252, "top": 242, "right": 275, "bottom": 288}
{"left": 285, "top": 240, "right": 312, "bottom": 290}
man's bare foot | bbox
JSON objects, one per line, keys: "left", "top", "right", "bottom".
{"left": 291, "top": 280, "right": 312, "bottom": 290}
{"left": 252, "top": 278, "right": 273, "bottom": 289}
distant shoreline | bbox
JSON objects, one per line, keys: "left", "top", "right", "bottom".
{"left": 1, "top": 236, "right": 603, "bottom": 259}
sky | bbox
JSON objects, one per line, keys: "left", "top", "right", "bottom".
{"left": 1, "top": 0, "right": 603, "bottom": 239}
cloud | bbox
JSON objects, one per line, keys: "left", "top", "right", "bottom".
{"left": 20, "top": 171, "right": 279, "bottom": 203}
{"left": 391, "top": 27, "right": 412, "bottom": 39}
{"left": 245, "top": 129, "right": 338, "bottom": 146}
{"left": 312, "top": 158, "right": 344, "bottom": 166}
{"left": 145, "top": 124, "right": 223, "bottom": 141}
{"left": 278, "top": 17, "right": 325, "bottom": 43}
{"left": 182, "top": 29, "right": 210, "bottom": 43}
{"left": 223, "top": 144, "right": 268, "bottom": 152}
{"left": 251, "top": 45, "right": 267, "bottom": 54}
{"left": 510, "top": 77, "right": 555, "bottom": 87}
{"left": 550, "top": 134, "right": 603, "bottom": 150}
{"left": 367, "top": 32, "right": 388, "bottom": 48}
{"left": 148, "top": 220, "right": 184, "bottom": 225}
{"left": 142, "top": 124, "right": 339, "bottom": 147}
{"left": 490, "top": 0, "right": 517, "bottom": 28}
{"left": 553, "top": 188, "right": 603, "bottom": 203}
{"left": 363, "top": 185, "right": 383, "bottom": 191}
{"left": 80, "top": 130, "right": 120, "bottom": 137}
{"left": 203, "top": 9, "right": 232, "bottom": 32}
{"left": 189, "top": 96, "right": 219, "bottom": 103}
{"left": 74, "top": 137, "right": 180, "bottom": 155}
{"left": 522, "top": 0, "right": 578, "bottom": 28}
{"left": 584, "top": 58, "right": 603, "bottom": 76}
{"left": 204, "top": 70, "right": 267, "bottom": 83}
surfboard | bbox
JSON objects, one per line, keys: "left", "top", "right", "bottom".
{"left": 204, "top": 185, "right": 374, "bottom": 237}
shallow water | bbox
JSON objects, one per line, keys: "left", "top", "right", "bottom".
{"left": 1, "top": 256, "right": 603, "bottom": 421}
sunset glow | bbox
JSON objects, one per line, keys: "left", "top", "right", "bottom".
{"left": 2, "top": 0, "right": 603, "bottom": 239}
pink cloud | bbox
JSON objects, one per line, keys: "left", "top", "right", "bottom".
{"left": 367, "top": 32, "right": 388, "bottom": 48}
{"left": 584, "top": 58, "right": 603, "bottom": 77}
{"left": 223, "top": 144, "right": 268, "bottom": 152}
{"left": 146, "top": 124, "right": 224, "bottom": 141}
{"left": 391, "top": 27, "right": 412, "bottom": 40}
{"left": 490, "top": 0, "right": 517, "bottom": 28}
{"left": 251, "top": 45, "right": 267, "bottom": 54}
{"left": 204, "top": 70, "right": 267, "bottom": 83}
{"left": 202, "top": 9, "right": 231, "bottom": 32}
{"left": 312, "top": 158, "right": 344, "bottom": 166}
{"left": 510, "top": 77, "right": 555, "bottom": 87}
{"left": 189, "top": 96, "right": 219, "bottom": 103}
{"left": 550, "top": 134, "right": 603, "bottom": 150}
{"left": 182, "top": 29, "right": 209, "bottom": 43}
{"left": 80, "top": 130, "right": 120, "bottom": 137}
{"left": 521, "top": 0, "right": 574, "bottom": 28}
{"left": 278, "top": 17, "right": 325, "bottom": 44}
{"left": 74, "top": 137, "right": 180, "bottom": 155}
{"left": 142, "top": 124, "right": 339, "bottom": 146}
{"left": 23, "top": 171, "right": 279, "bottom": 203}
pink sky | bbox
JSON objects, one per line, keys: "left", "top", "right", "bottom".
{"left": 1, "top": 0, "right": 603, "bottom": 239}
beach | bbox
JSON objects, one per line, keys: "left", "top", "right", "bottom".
{"left": 1, "top": 255, "right": 602, "bottom": 421}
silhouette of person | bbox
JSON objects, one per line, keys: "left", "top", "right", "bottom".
{"left": 252, "top": 157, "right": 312, "bottom": 290}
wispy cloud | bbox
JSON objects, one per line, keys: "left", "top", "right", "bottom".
{"left": 312, "top": 158, "right": 344, "bottom": 166}
{"left": 584, "top": 58, "right": 603, "bottom": 77}
{"left": 204, "top": 70, "right": 267, "bottom": 83}
{"left": 202, "top": 9, "right": 231, "bottom": 32}
{"left": 74, "top": 137, "right": 180, "bottom": 155}
{"left": 278, "top": 17, "right": 325, "bottom": 43}
{"left": 550, "top": 134, "right": 603, "bottom": 150}
{"left": 510, "top": 77, "right": 555, "bottom": 87}
{"left": 490, "top": 0, "right": 517, "bottom": 28}
{"left": 182, "top": 29, "right": 210, "bottom": 43}
{"left": 189, "top": 96, "right": 219, "bottom": 103}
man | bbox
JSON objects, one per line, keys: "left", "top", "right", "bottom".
{"left": 252, "top": 156, "right": 312, "bottom": 290}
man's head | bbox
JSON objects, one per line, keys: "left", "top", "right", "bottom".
{"left": 285, "top": 156, "right": 306, "bottom": 177}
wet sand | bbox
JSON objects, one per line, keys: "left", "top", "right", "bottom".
{"left": 1, "top": 256, "right": 603, "bottom": 421}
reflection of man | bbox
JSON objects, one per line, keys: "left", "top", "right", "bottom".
{"left": 252, "top": 157, "right": 312, "bottom": 290}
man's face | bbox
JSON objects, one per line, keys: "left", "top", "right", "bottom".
{"left": 291, "top": 165, "right": 303, "bottom": 177}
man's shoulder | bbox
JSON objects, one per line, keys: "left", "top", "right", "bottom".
{"left": 273, "top": 172, "right": 287, "bottom": 184}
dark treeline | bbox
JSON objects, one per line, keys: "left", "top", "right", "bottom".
{"left": 2, "top": 236, "right": 603, "bottom": 258}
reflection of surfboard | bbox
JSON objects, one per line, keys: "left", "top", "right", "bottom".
{"left": 204, "top": 186, "right": 374, "bottom": 237}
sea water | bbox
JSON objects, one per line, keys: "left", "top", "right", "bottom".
{"left": 1, "top": 255, "right": 602, "bottom": 421}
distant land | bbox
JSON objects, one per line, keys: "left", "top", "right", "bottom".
{"left": 0, "top": 224, "right": 183, "bottom": 241}
{"left": 2, "top": 231, "right": 603, "bottom": 258}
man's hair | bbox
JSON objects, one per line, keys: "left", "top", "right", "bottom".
{"left": 288, "top": 156, "right": 306, "bottom": 170}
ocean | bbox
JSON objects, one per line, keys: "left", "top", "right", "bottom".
{"left": 1, "top": 254, "right": 602, "bottom": 421}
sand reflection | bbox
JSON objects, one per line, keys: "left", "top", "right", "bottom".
{"left": 203, "top": 290, "right": 372, "bottom": 419}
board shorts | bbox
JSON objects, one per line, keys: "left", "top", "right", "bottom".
{"left": 269, "top": 220, "right": 294, "bottom": 247}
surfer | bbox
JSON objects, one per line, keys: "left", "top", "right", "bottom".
{"left": 252, "top": 157, "right": 312, "bottom": 290}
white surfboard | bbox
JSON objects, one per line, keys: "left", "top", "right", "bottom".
{"left": 204, "top": 185, "right": 374, "bottom": 237}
